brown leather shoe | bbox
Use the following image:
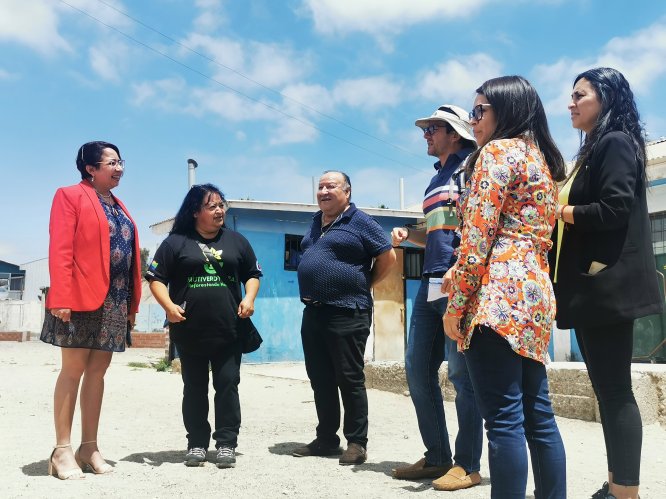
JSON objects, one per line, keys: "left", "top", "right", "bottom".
{"left": 338, "top": 443, "right": 367, "bottom": 465}
{"left": 392, "top": 458, "right": 452, "bottom": 480}
{"left": 432, "top": 465, "right": 481, "bottom": 491}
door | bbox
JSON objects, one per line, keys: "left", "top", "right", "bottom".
{"left": 372, "top": 248, "right": 406, "bottom": 361}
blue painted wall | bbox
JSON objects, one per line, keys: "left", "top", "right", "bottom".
{"left": 228, "top": 206, "right": 421, "bottom": 362}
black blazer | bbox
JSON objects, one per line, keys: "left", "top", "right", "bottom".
{"left": 550, "top": 131, "right": 663, "bottom": 329}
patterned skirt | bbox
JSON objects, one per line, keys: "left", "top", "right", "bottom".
{"left": 40, "top": 294, "right": 128, "bottom": 352}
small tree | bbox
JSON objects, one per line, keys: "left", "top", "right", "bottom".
{"left": 140, "top": 248, "right": 150, "bottom": 277}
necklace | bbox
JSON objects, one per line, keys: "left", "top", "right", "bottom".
{"left": 320, "top": 212, "right": 343, "bottom": 237}
{"left": 95, "top": 190, "right": 119, "bottom": 216}
{"left": 96, "top": 190, "right": 113, "bottom": 203}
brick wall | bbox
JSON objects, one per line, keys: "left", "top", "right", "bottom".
{"left": 130, "top": 332, "right": 167, "bottom": 348}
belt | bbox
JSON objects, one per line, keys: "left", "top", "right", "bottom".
{"left": 423, "top": 271, "right": 445, "bottom": 278}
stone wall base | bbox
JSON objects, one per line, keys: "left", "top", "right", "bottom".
{"left": 365, "top": 361, "right": 666, "bottom": 426}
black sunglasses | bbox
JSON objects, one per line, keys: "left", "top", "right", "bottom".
{"left": 469, "top": 103, "right": 492, "bottom": 121}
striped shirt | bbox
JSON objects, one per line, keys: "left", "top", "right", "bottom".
{"left": 422, "top": 147, "right": 474, "bottom": 275}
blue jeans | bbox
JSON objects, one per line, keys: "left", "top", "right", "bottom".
{"left": 465, "top": 326, "right": 566, "bottom": 499}
{"left": 405, "top": 277, "right": 483, "bottom": 471}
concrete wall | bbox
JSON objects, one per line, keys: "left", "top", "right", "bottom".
{"left": 20, "top": 258, "right": 49, "bottom": 303}
{"left": 0, "top": 300, "right": 43, "bottom": 333}
{"left": 365, "top": 361, "right": 666, "bottom": 426}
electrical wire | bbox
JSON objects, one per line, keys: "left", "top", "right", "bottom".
{"left": 94, "top": 0, "right": 423, "bottom": 162}
{"left": 58, "top": 0, "right": 431, "bottom": 174}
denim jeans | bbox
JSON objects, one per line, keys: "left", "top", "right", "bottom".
{"left": 465, "top": 327, "right": 566, "bottom": 499}
{"left": 405, "top": 277, "right": 483, "bottom": 471}
{"left": 301, "top": 304, "right": 372, "bottom": 448}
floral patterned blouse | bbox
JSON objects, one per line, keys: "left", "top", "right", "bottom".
{"left": 446, "top": 136, "right": 558, "bottom": 363}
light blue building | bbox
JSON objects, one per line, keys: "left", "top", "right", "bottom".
{"left": 148, "top": 200, "right": 424, "bottom": 363}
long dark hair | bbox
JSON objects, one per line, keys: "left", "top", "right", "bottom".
{"left": 465, "top": 76, "right": 565, "bottom": 182}
{"left": 76, "top": 141, "right": 120, "bottom": 180}
{"left": 170, "top": 183, "right": 226, "bottom": 235}
{"left": 571, "top": 67, "right": 646, "bottom": 184}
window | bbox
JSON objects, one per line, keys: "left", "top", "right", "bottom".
{"left": 284, "top": 234, "right": 304, "bottom": 271}
{"left": 650, "top": 212, "right": 666, "bottom": 255}
{"left": 403, "top": 248, "right": 424, "bottom": 279}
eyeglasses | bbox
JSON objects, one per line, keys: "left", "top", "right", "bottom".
{"left": 469, "top": 104, "right": 492, "bottom": 121}
{"left": 96, "top": 159, "right": 125, "bottom": 169}
{"left": 204, "top": 201, "right": 229, "bottom": 212}
{"left": 420, "top": 124, "right": 446, "bottom": 136}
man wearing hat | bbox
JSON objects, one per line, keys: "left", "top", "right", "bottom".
{"left": 391, "top": 105, "right": 483, "bottom": 491}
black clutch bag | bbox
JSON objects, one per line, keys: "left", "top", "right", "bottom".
{"left": 237, "top": 317, "right": 262, "bottom": 354}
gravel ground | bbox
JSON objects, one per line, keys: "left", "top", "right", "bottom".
{"left": 2, "top": 341, "right": 665, "bottom": 498}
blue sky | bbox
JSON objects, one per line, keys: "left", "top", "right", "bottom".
{"left": 1, "top": 0, "right": 665, "bottom": 264}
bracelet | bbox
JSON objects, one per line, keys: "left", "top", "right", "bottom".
{"left": 558, "top": 205, "right": 569, "bottom": 220}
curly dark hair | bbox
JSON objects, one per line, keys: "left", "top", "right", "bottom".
{"left": 170, "top": 183, "right": 226, "bottom": 235}
{"left": 571, "top": 67, "right": 646, "bottom": 185}
{"left": 465, "top": 76, "right": 565, "bottom": 182}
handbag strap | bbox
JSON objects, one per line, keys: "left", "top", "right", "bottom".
{"left": 197, "top": 242, "right": 224, "bottom": 275}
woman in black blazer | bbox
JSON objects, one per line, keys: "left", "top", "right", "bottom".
{"left": 551, "top": 67, "right": 662, "bottom": 499}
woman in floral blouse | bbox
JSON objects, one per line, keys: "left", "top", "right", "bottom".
{"left": 442, "top": 76, "right": 567, "bottom": 499}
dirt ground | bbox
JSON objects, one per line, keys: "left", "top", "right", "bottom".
{"left": 2, "top": 341, "right": 665, "bottom": 498}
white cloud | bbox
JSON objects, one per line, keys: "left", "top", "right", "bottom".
{"left": 248, "top": 43, "right": 314, "bottom": 88}
{"left": 281, "top": 83, "right": 334, "bottom": 113}
{"left": 332, "top": 76, "right": 403, "bottom": 110}
{"left": 193, "top": 0, "right": 227, "bottom": 33}
{"left": 299, "top": 0, "right": 488, "bottom": 37}
{"left": 89, "top": 41, "right": 131, "bottom": 82}
{"left": 418, "top": 53, "right": 504, "bottom": 106}
{"left": 0, "top": 68, "right": 17, "bottom": 80}
{"left": 271, "top": 83, "right": 332, "bottom": 145}
{"left": 189, "top": 87, "right": 267, "bottom": 120}
{"left": 534, "top": 20, "right": 666, "bottom": 117}
{"left": 130, "top": 77, "right": 188, "bottom": 109}
{"left": 0, "top": 0, "right": 70, "bottom": 55}
{"left": 599, "top": 21, "right": 666, "bottom": 94}
{"left": 181, "top": 33, "right": 313, "bottom": 91}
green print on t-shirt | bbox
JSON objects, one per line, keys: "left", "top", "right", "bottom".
{"left": 187, "top": 275, "right": 227, "bottom": 289}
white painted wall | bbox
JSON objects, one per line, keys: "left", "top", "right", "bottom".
{"left": 0, "top": 301, "right": 44, "bottom": 333}
{"left": 20, "top": 258, "right": 49, "bottom": 303}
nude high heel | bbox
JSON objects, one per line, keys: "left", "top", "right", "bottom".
{"left": 48, "top": 444, "right": 85, "bottom": 480}
{"left": 75, "top": 440, "right": 114, "bottom": 474}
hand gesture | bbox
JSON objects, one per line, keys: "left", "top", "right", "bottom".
{"left": 391, "top": 227, "right": 409, "bottom": 246}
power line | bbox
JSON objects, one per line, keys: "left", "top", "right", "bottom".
{"left": 58, "top": 0, "right": 431, "bottom": 174}
{"left": 94, "top": 0, "right": 423, "bottom": 163}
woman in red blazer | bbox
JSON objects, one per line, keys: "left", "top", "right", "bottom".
{"left": 41, "top": 141, "right": 141, "bottom": 480}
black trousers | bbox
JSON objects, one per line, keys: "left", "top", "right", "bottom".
{"left": 575, "top": 321, "right": 642, "bottom": 486}
{"left": 300, "top": 304, "right": 371, "bottom": 448}
{"left": 177, "top": 341, "right": 242, "bottom": 450}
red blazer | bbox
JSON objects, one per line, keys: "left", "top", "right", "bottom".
{"left": 46, "top": 180, "right": 142, "bottom": 313}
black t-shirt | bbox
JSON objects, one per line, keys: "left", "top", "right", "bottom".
{"left": 145, "top": 229, "right": 262, "bottom": 352}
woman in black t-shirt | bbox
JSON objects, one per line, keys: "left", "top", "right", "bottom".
{"left": 146, "top": 184, "right": 262, "bottom": 469}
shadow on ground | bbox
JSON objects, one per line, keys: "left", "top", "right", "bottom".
{"left": 349, "top": 460, "right": 408, "bottom": 477}
{"left": 22, "top": 458, "right": 117, "bottom": 477}
{"left": 120, "top": 450, "right": 185, "bottom": 466}
{"left": 268, "top": 441, "right": 340, "bottom": 459}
